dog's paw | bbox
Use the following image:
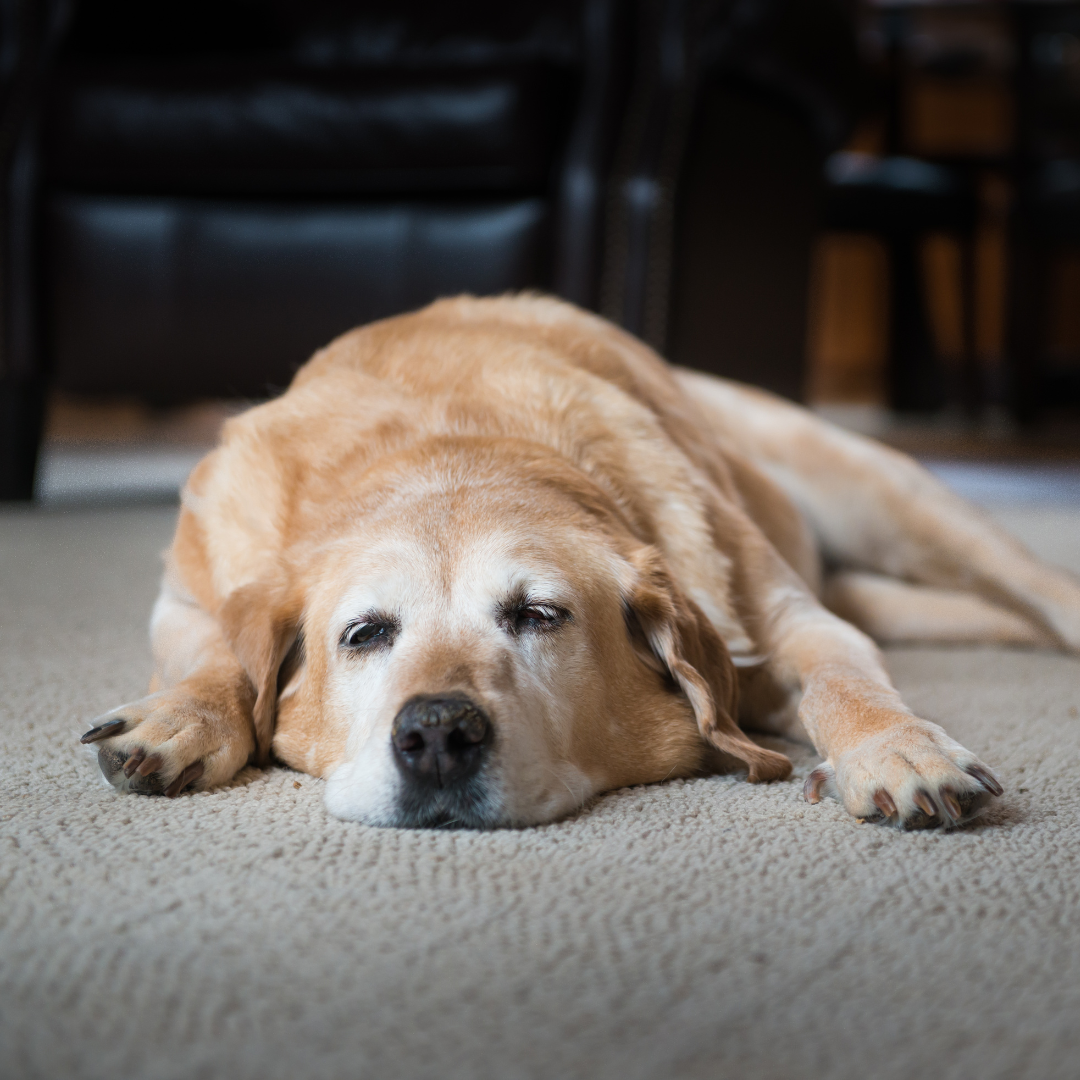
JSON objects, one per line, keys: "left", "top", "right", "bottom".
{"left": 80, "top": 688, "right": 254, "bottom": 797}
{"left": 802, "top": 720, "right": 1003, "bottom": 829}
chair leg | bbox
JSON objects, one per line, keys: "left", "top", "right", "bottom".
{"left": 1005, "top": 231, "right": 1046, "bottom": 426}
{"left": 2, "top": 122, "right": 45, "bottom": 500}
{"left": 887, "top": 233, "right": 945, "bottom": 412}
{"left": 0, "top": 376, "right": 46, "bottom": 501}
{"left": 958, "top": 234, "right": 981, "bottom": 417}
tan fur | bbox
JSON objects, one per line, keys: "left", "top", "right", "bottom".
{"left": 823, "top": 571, "right": 1053, "bottom": 647}
{"left": 83, "top": 294, "right": 1080, "bottom": 828}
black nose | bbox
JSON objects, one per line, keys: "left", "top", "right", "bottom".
{"left": 391, "top": 695, "right": 492, "bottom": 788}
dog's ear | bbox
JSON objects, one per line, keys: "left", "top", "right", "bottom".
{"left": 218, "top": 578, "right": 301, "bottom": 766}
{"left": 621, "top": 546, "right": 791, "bottom": 783}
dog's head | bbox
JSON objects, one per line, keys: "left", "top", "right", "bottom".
{"left": 226, "top": 437, "right": 788, "bottom": 827}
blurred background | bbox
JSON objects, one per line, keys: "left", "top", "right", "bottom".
{"left": 1, "top": 0, "right": 1079, "bottom": 506}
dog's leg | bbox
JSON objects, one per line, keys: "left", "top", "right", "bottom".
{"left": 678, "top": 369, "right": 1080, "bottom": 651}
{"left": 721, "top": 513, "right": 1003, "bottom": 828}
{"left": 824, "top": 571, "right": 1053, "bottom": 646}
{"left": 80, "top": 576, "right": 256, "bottom": 796}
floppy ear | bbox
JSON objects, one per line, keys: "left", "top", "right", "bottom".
{"left": 622, "top": 546, "right": 791, "bottom": 783}
{"left": 217, "top": 578, "right": 301, "bottom": 766}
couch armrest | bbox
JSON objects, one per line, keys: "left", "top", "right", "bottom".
{"left": 553, "top": 0, "right": 628, "bottom": 309}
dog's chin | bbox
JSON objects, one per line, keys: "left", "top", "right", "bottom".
{"left": 392, "top": 774, "right": 506, "bottom": 830}
{"left": 323, "top": 759, "right": 507, "bottom": 829}
{"left": 322, "top": 751, "right": 597, "bottom": 829}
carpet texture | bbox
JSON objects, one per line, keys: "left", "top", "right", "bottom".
{"left": 2, "top": 504, "right": 1079, "bottom": 1080}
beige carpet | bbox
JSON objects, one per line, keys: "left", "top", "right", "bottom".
{"left": 2, "top": 503, "right": 1079, "bottom": 1080}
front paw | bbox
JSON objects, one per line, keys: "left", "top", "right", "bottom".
{"left": 80, "top": 688, "right": 253, "bottom": 796}
{"left": 803, "top": 720, "right": 1003, "bottom": 829}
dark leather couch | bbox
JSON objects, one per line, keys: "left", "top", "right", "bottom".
{"left": 0, "top": 0, "right": 628, "bottom": 497}
{"left": 0, "top": 0, "right": 862, "bottom": 500}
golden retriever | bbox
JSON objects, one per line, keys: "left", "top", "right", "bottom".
{"left": 80, "top": 295, "right": 1080, "bottom": 828}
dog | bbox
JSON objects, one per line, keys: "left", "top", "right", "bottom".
{"left": 80, "top": 294, "right": 1080, "bottom": 829}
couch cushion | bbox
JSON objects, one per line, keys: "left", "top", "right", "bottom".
{"left": 45, "top": 63, "right": 574, "bottom": 196}
{"left": 48, "top": 194, "right": 550, "bottom": 400}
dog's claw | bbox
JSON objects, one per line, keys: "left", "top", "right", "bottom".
{"left": 965, "top": 763, "right": 1003, "bottom": 797}
{"left": 913, "top": 789, "right": 937, "bottom": 819}
{"left": 136, "top": 753, "right": 164, "bottom": 778}
{"left": 80, "top": 718, "right": 126, "bottom": 744}
{"left": 803, "top": 768, "right": 829, "bottom": 804}
{"left": 872, "top": 789, "right": 897, "bottom": 818}
{"left": 122, "top": 748, "right": 146, "bottom": 778}
{"left": 941, "top": 788, "right": 962, "bottom": 820}
{"left": 164, "top": 761, "right": 204, "bottom": 798}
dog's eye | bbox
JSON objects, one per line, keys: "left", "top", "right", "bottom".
{"left": 341, "top": 620, "right": 394, "bottom": 649}
{"left": 508, "top": 603, "right": 569, "bottom": 635}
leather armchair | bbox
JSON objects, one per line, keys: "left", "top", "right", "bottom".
{"left": 0, "top": 0, "right": 628, "bottom": 498}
